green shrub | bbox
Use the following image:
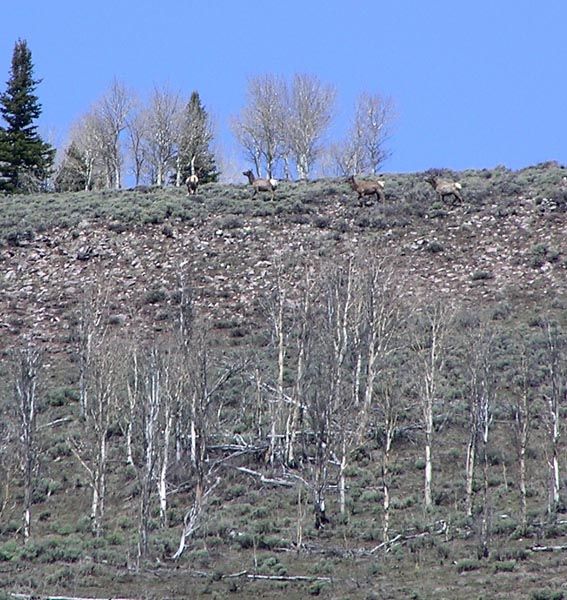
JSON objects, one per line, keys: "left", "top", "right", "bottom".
{"left": 359, "top": 490, "right": 381, "bottom": 503}
{"left": 414, "top": 458, "right": 426, "bottom": 470}
{"left": 0, "top": 540, "right": 20, "bottom": 561}
{"left": 531, "top": 591, "right": 564, "bottom": 600}
{"left": 308, "top": 580, "right": 330, "bottom": 596}
{"left": 456, "top": 558, "right": 480, "bottom": 572}
{"left": 493, "top": 560, "right": 516, "bottom": 573}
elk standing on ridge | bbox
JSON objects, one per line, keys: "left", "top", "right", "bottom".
{"left": 346, "top": 175, "right": 386, "bottom": 205}
{"left": 425, "top": 175, "right": 463, "bottom": 205}
{"left": 186, "top": 156, "right": 199, "bottom": 196}
{"left": 243, "top": 170, "right": 278, "bottom": 200}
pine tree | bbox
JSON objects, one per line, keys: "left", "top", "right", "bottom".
{"left": 0, "top": 39, "right": 54, "bottom": 192}
{"left": 177, "top": 91, "right": 219, "bottom": 185}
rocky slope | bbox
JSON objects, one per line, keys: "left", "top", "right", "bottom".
{"left": 0, "top": 167, "right": 565, "bottom": 363}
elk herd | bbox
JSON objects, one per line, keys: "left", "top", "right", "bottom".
{"left": 186, "top": 164, "right": 465, "bottom": 206}
{"left": 238, "top": 170, "right": 464, "bottom": 205}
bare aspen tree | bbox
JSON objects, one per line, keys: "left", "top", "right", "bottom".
{"left": 331, "top": 93, "right": 394, "bottom": 177}
{"left": 411, "top": 300, "right": 454, "bottom": 509}
{"left": 376, "top": 372, "right": 410, "bottom": 544}
{"left": 55, "top": 112, "right": 105, "bottom": 191}
{"left": 126, "top": 108, "right": 148, "bottom": 186}
{"left": 327, "top": 259, "right": 359, "bottom": 517}
{"left": 231, "top": 116, "right": 263, "bottom": 179}
{"left": 509, "top": 332, "right": 534, "bottom": 533}
{"left": 461, "top": 316, "right": 498, "bottom": 520}
{"left": 359, "top": 258, "right": 406, "bottom": 413}
{"left": 76, "top": 283, "right": 109, "bottom": 419}
{"left": 231, "top": 74, "right": 287, "bottom": 178}
{"left": 130, "top": 344, "right": 178, "bottom": 560}
{"left": 94, "top": 78, "right": 134, "bottom": 189}
{"left": 0, "top": 402, "right": 15, "bottom": 523}
{"left": 287, "top": 73, "right": 335, "bottom": 180}
{"left": 285, "top": 268, "right": 316, "bottom": 467}
{"left": 355, "top": 92, "right": 394, "bottom": 175}
{"left": 125, "top": 342, "right": 181, "bottom": 560}
{"left": 262, "top": 262, "right": 289, "bottom": 465}
{"left": 172, "top": 326, "right": 241, "bottom": 559}
{"left": 13, "top": 344, "right": 41, "bottom": 543}
{"left": 142, "top": 85, "right": 182, "bottom": 186}
{"left": 302, "top": 259, "right": 356, "bottom": 527}
{"left": 329, "top": 138, "right": 365, "bottom": 178}
{"left": 355, "top": 258, "right": 408, "bottom": 534}
{"left": 460, "top": 316, "right": 498, "bottom": 557}
{"left": 70, "top": 336, "right": 120, "bottom": 537}
{"left": 541, "top": 320, "right": 565, "bottom": 515}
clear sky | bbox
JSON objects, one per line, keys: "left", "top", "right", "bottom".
{"left": 1, "top": 0, "right": 566, "bottom": 177}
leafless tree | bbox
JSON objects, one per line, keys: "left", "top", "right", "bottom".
{"left": 508, "top": 331, "right": 535, "bottom": 533}
{"left": 375, "top": 370, "right": 411, "bottom": 543}
{"left": 141, "top": 85, "right": 182, "bottom": 186}
{"left": 284, "top": 269, "right": 316, "bottom": 467}
{"left": 126, "top": 343, "right": 179, "bottom": 561}
{"left": 57, "top": 112, "right": 105, "bottom": 191}
{"left": 355, "top": 92, "right": 394, "bottom": 175}
{"left": 0, "top": 393, "right": 15, "bottom": 524}
{"left": 460, "top": 315, "right": 498, "bottom": 557}
{"left": 94, "top": 78, "right": 135, "bottom": 189}
{"left": 76, "top": 283, "right": 109, "bottom": 419}
{"left": 70, "top": 335, "right": 121, "bottom": 537}
{"left": 172, "top": 324, "right": 243, "bottom": 559}
{"left": 541, "top": 319, "right": 566, "bottom": 516}
{"left": 331, "top": 93, "right": 394, "bottom": 176}
{"left": 410, "top": 300, "right": 454, "bottom": 509}
{"left": 125, "top": 107, "right": 148, "bottom": 186}
{"left": 460, "top": 315, "right": 498, "bottom": 519}
{"left": 231, "top": 74, "right": 287, "bottom": 179}
{"left": 13, "top": 344, "right": 42, "bottom": 543}
{"left": 287, "top": 73, "right": 335, "bottom": 180}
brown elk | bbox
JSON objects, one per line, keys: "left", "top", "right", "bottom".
{"left": 346, "top": 175, "right": 385, "bottom": 205}
{"left": 186, "top": 156, "right": 199, "bottom": 195}
{"left": 243, "top": 170, "right": 277, "bottom": 200}
{"left": 185, "top": 174, "right": 198, "bottom": 195}
{"left": 425, "top": 176, "right": 463, "bottom": 204}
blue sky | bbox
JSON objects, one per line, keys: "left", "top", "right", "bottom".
{"left": 1, "top": 0, "right": 566, "bottom": 177}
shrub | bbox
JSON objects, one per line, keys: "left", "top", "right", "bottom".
{"left": 531, "top": 591, "right": 564, "bottom": 600}
{"left": 0, "top": 540, "right": 20, "bottom": 561}
{"left": 456, "top": 558, "right": 480, "bottom": 572}
{"left": 142, "top": 288, "right": 167, "bottom": 304}
{"left": 313, "top": 215, "right": 330, "bottom": 229}
{"left": 414, "top": 458, "right": 426, "bottom": 470}
{"left": 471, "top": 270, "right": 494, "bottom": 281}
{"left": 425, "top": 240, "right": 444, "bottom": 253}
{"left": 308, "top": 580, "right": 330, "bottom": 596}
{"left": 493, "top": 560, "right": 516, "bottom": 573}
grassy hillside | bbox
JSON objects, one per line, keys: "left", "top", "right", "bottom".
{"left": 1, "top": 162, "right": 567, "bottom": 600}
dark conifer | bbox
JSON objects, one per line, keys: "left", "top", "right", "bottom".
{"left": 0, "top": 39, "right": 54, "bottom": 192}
{"left": 177, "top": 91, "right": 219, "bottom": 184}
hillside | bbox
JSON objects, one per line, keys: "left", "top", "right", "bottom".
{"left": 1, "top": 162, "right": 567, "bottom": 599}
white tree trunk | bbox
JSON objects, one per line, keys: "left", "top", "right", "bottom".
{"left": 158, "top": 408, "right": 172, "bottom": 527}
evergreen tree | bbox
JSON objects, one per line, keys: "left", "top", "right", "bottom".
{"left": 177, "top": 91, "right": 219, "bottom": 184}
{"left": 0, "top": 39, "right": 54, "bottom": 192}
{"left": 53, "top": 142, "right": 90, "bottom": 192}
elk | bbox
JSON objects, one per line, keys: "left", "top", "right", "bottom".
{"left": 242, "top": 170, "right": 277, "bottom": 200}
{"left": 425, "top": 176, "right": 463, "bottom": 204}
{"left": 186, "top": 156, "right": 199, "bottom": 196}
{"left": 346, "top": 175, "right": 385, "bottom": 205}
